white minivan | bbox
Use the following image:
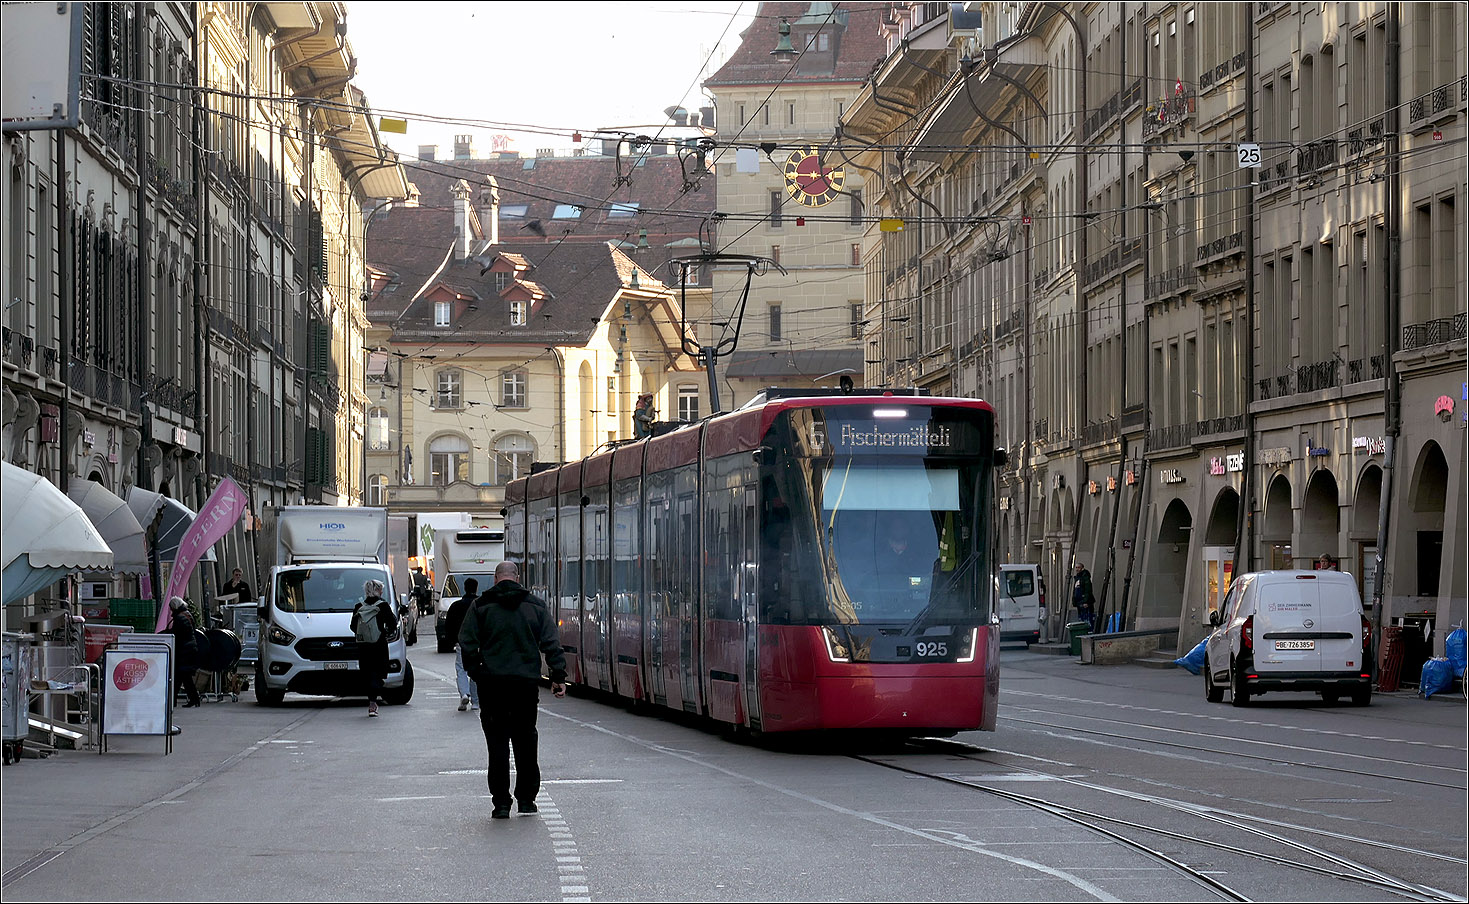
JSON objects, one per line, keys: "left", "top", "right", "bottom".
{"left": 1204, "top": 569, "right": 1372, "bottom": 707}
{"left": 998, "top": 564, "right": 1046, "bottom": 646}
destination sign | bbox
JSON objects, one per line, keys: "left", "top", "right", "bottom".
{"left": 835, "top": 424, "right": 953, "bottom": 448}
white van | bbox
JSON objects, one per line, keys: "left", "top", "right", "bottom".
{"left": 998, "top": 564, "right": 1046, "bottom": 646}
{"left": 1204, "top": 569, "right": 1372, "bottom": 707}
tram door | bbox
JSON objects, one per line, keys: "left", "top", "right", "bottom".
{"left": 740, "top": 487, "right": 762, "bottom": 728}
{"left": 643, "top": 476, "right": 670, "bottom": 708}
{"left": 676, "top": 488, "right": 700, "bottom": 712}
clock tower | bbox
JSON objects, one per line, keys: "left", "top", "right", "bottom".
{"left": 701, "top": 3, "right": 888, "bottom": 409}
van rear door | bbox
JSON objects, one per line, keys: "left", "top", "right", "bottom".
{"left": 1256, "top": 577, "right": 1323, "bottom": 673}
{"left": 1314, "top": 576, "right": 1366, "bottom": 671}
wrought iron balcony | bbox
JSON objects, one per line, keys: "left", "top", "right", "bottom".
{"left": 1296, "top": 358, "right": 1341, "bottom": 393}
{"left": 1403, "top": 313, "right": 1467, "bottom": 350}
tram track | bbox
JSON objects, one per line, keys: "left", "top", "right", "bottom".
{"left": 998, "top": 711, "right": 1468, "bottom": 790}
{"left": 850, "top": 738, "right": 1466, "bottom": 904}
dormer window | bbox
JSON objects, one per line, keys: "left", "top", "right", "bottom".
{"left": 552, "top": 204, "right": 582, "bottom": 219}
{"left": 609, "top": 203, "right": 639, "bottom": 218}
{"left": 434, "top": 300, "right": 451, "bottom": 327}
{"left": 501, "top": 204, "right": 528, "bottom": 219}
{"left": 494, "top": 272, "right": 512, "bottom": 292}
{"left": 509, "top": 300, "right": 527, "bottom": 326}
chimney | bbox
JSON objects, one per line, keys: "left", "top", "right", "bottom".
{"left": 418, "top": 144, "right": 437, "bottom": 162}
{"left": 452, "top": 180, "right": 474, "bottom": 259}
{"left": 699, "top": 106, "right": 715, "bottom": 131}
{"left": 454, "top": 134, "right": 475, "bottom": 161}
{"left": 479, "top": 176, "right": 500, "bottom": 246}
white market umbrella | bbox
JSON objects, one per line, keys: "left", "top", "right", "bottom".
{"left": 2, "top": 462, "right": 114, "bottom": 603}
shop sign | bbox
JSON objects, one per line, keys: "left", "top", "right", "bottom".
{"left": 174, "top": 426, "right": 189, "bottom": 446}
{"left": 1087, "top": 480, "right": 1100, "bottom": 495}
{"left": 1107, "top": 476, "right": 1118, "bottom": 492}
{"left": 1258, "top": 446, "right": 1292, "bottom": 466}
{"left": 1125, "top": 469, "right": 1137, "bottom": 485}
{"left": 1159, "top": 468, "right": 1185, "bottom": 485}
{"left": 83, "top": 429, "right": 96, "bottom": 446}
{"left": 998, "top": 497, "right": 1011, "bottom": 511}
{"left": 1353, "top": 436, "right": 1386, "bottom": 455}
{"left": 1226, "top": 453, "right": 1245, "bottom": 472}
{"left": 1435, "top": 394, "right": 1455, "bottom": 422}
{"left": 1307, "top": 444, "right": 1330, "bottom": 457}
{"left": 1209, "top": 457, "right": 1226, "bottom": 476}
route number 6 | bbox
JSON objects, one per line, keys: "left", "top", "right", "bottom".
{"left": 916, "top": 641, "right": 948, "bottom": 657}
{"left": 1237, "top": 143, "right": 1262, "bottom": 168}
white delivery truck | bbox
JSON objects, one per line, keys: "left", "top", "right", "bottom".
{"left": 432, "top": 527, "right": 505, "bottom": 652}
{"left": 254, "top": 505, "right": 414, "bottom": 706}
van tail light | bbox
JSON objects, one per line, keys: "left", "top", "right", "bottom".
{"left": 1241, "top": 614, "right": 1254, "bottom": 651}
{"left": 1039, "top": 586, "right": 1046, "bottom": 607}
{"left": 1361, "top": 614, "right": 1372, "bottom": 656}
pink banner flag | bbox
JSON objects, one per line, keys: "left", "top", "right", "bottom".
{"left": 155, "top": 476, "right": 249, "bottom": 632}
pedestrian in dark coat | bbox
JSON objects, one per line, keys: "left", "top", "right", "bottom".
{"left": 459, "top": 561, "right": 567, "bottom": 819}
{"left": 447, "top": 578, "right": 479, "bottom": 711}
{"left": 351, "top": 579, "right": 396, "bottom": 716}
{"left": 167, "top": 596, "right": 202, "bottom": 707}
{"left": 1072, "top": 562, "right": 1096, "bottom": 629}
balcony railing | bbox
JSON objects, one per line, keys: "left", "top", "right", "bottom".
{"left": 1403, "top": 313, "right": 1467, "bottom": 350}
{"left": 1143, "top": 90, "right": 1196, "bottom": 140}
{"left": 1146, "top": 264, "right": 1197, "bottom": 300}
{"left": 1195, "top": 414, "right": 1245, "bottom": 437}
{"left": 1198, "top": 52, "right": 1248, "bottom": 92}
{"left": 1297, "top": 139, "right": 1337, "bottom": 179}
{"left": 1147, "top": 423, "right": 1193, "bottom": 451}
{"left": 1034, "top": 417, "right": 1049, "bottom": 441}
{"left": 1082, "top": 418, "right": 1120, "bottom": 446}
{"left": 1346, "top": 115, "right": 1388, "bottom": 157}
{"left": 1407, "top": 76, "right": 1467, "bottom": 128}
{"left": 1083, "top": 238, "right": 1144, "bottom": 287}
{"left": 1347, "top": 355, "right": 1385, "bottom": 383}
{"left": 1196, "top": 230, "right": 1244, "bottom": 264}
{"left": 1296, "top": 358, "right": 1341, "bottom": 393}
{"left": 1258, "top": 371, "right": 1294, "bottom": 401}
{"left": 1083, "top": 78, "right": 1143, "bottom": 138}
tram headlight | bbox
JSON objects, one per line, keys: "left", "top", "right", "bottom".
{"left": 956, "top": 627, "right": 979, "bottom": 663}
{"left": 822, "top": 626, "right": 851, "bottom": 663}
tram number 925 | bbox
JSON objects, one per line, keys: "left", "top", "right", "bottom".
{"left": 916, "top": 641, "right": 948, "bottom": 658}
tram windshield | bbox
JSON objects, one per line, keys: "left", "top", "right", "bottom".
{"left": 761, "top": 405, "right": 995, "bottom": 628}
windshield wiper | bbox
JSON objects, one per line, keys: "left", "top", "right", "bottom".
{"left": 901, "top": 552, "right": 982, "bottom": 635}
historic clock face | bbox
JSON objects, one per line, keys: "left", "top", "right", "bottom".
{"left": 783, "top": 147, "right": 845, "bottom": 207}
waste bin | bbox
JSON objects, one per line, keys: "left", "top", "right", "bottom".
{"left": 1067, "top": 621, "right": 1091, "bottom": 656}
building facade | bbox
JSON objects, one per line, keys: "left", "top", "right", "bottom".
{"left": 2, "top": 1, "right": 404, "bottom": 620}
{"left": 844, "top": 1, "right": 1465, "bottom": 655}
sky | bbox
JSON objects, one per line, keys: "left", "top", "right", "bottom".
{"left": 346, "top": 1, "right": 758, "bottom": 162}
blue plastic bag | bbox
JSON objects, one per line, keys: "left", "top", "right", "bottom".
{"left": 1445, "top": 628, "right": 1466, "bottom": 679}
{"left": 1174, "top": 638, "right": 1208, "bottom": 675}
{"left": 1420, "top": 657, "right": 1453, "bottom": 699}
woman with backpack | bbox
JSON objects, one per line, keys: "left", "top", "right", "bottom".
{"left": 351, "top": 579, "right": 396, "bottom": 717}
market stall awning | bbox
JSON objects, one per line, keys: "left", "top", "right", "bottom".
{"left": 127, "top": 487, "right": 216, "bottom": 564}
{"left": 2, "top": 463, "right": 114, "bottom": 603}
{"left": 65, "top": 480, "right": 148, "bottom": 575}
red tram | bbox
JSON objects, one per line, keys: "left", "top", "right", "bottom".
{"left": 504, "top": 390, "right": 1003, "bottom": 735}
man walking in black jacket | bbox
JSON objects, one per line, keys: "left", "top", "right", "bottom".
{"left": 459, "top": 561, "right": 567, "bottom": 819}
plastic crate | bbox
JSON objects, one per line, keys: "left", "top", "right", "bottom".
{"left": 110, "top": 615, "right": 158, "bottom": 636}
{"left": 110, "top": 598, "right": 158, "bottom": 620}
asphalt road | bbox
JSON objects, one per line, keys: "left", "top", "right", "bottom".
{"left": 2, "top": 644, "right": 1464, "bottom": 902}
